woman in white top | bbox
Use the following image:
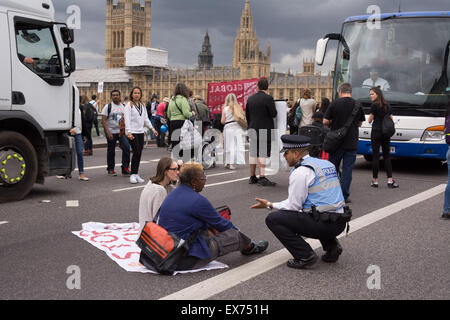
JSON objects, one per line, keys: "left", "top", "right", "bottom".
{"left": 299, "top": 89, "right": 317, "bottom": 127}
{"left": 138, "top": 157, "right": 180, "bottom": 231}
{"left": 124, "top": 87, "right": 158, "bottom": 184}
{"left": 221, "top": 93, "right": 246, "bottom": 169}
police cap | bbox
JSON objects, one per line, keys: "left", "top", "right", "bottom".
{"left": 280, "top": 134, "right": 311, "bottom": 153}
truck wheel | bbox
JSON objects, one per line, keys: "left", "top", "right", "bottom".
{"left": 0, "top": 131, "right": 38, "bottom": 203}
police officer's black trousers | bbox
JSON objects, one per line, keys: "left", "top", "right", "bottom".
{"left": 265, "top": 210, "right": 346, "bottom": 259}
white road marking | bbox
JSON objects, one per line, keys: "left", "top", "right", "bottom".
{"left": 0, "top": 221, "right": 9, "bottom": 226}
{"left": 66, "top": 200, "right": 79, "bottom": 207}
{"left": 159, "top": 184, "right": 446, "bottom": 300}
{"left": 74, "top": 161, "right": 153, "bottom": 171}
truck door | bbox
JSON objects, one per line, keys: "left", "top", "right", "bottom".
{"left": 8, "top": 12, "right": 71, "bottom": 130}
{"left": 0, "top": 12, "right": 11, "bottom": 111}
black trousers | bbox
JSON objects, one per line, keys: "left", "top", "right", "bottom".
{"left": 371, "top": 133, "right": 393, "bottom": 179}
{"left": 128, "top": 133, "right": 144, "bottom": 174}
{"left": 265, "top": 210, "right": 345, "bottom": 259}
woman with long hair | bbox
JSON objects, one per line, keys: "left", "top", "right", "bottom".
{"left": 299, "top": 89, "right": 317, "bottom": 127}
{"left": 124, "top": 87, "right": 158, "bottom": 184}
{"left": 166, "top": 83, "right": 195, "bottom": 152}
{"left": 138, "top": 157, "right": 180, "bottom": 231}
{"left": 221, "top": 93, "right": 246, "bottom": 169}
{"left": 367, "top": 86, "right": 398, "bottom": 188}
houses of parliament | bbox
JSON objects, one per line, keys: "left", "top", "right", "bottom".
{"left": 74, "top": 0, "right": 332, "bottom": 107}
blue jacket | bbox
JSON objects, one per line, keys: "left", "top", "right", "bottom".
{"left": 158, "top": 184, "right": 236, "bottom": 259}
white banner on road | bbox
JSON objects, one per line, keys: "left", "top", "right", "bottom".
{"left": 72, "top": 222, "right": 228, "bottom": 275}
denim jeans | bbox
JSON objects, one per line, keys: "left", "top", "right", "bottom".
{"left": 74, "top": 134, "right": 84, "bottom": 174}
{"left": 444, "top": 147, "right": 450, "bottom": 214}
{"left": 328, "top": 149, "right": 357, "bottom": 200}
{"left": 106, "top": 134, "right": 131, "bottom": 171}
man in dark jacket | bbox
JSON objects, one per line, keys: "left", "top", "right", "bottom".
{"left": 323, "top": 83, "right": 365, "bottom": 203}
{"left": 245, "top": 77, "right": 278, "bottom": 186}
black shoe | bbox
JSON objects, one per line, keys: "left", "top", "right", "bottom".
{"left": 442, "top": 212, "right": 450, "bottom": 220}
{"left": 287, "top": 253, "right": 318, "bottom": 269}
{"left": 107, "top": 169, "right": 117, "bottom": 176}
{"left": 121, "top": 167, "right": 131, "bottom": 176}
{"left": 241, "top": 240, "right": 269, "bottom": 255}
{"left": 257, "top": 176, "right": 276, "bottom": 187}
{"left": 249, "top": 176, "right": 259, "bottom": 184}
{"left": 322, "top": 243, "right": 343, "bottom": 263}
{"left": 345, "top": 198, "right": 352, "bottom": 204}
{"left": 387, "top": 180, "right": 399, "bottom": 188}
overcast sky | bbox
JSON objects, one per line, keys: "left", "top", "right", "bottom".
{"left": 54, "top": 0, "right": 449, "bottom": 73}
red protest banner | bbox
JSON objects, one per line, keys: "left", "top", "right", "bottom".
{"left": 207, "top": 78, "right": 259, "bottom": 115}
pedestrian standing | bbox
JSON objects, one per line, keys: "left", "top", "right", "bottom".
{"left": 166, "top": 83, "right": 195, "bottom": 154}
{"left": 367, "top": 86, "right": 398, "bottom": 188}
{"left": 245, "top": 77, "right": 278, "bottom": 186}
{"left": 221, "top": 93, "right": 246, "bottom": 169}
{"left": 70, "top": 97, "right": 89, "bottom": 181}
{"left": 323, "top": 83, "right": 365, "bottom": 203}
{"left": 101, "top": 90, "right": 131, "bottom": 176}
{"left": 443, "top": 97, "right": 450, "bottom": 219}
{"left": 89, "top": 95, "right": 100, "bottom": 136}
{"left": 154, "top": 97, "right": 169, "bottom": 148}
{"left": 124, "top": 87, "right": 158, "bottom": 184}
{"left": 299, "top": 89, "right": 316, "bottom": 127}
{"left": 81, "top": 96, "right": 95, "bottom": 156}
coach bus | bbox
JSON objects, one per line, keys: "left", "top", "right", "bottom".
{"left": 316, "top": 11, "right": 450, "bottom": 160}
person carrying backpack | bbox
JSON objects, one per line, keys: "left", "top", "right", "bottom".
{"left": 367, "top": 86, "right": 398, "bottom": 189}
{"left": 101, "top": 90, "right": 131, "bottom": 176}
{"left": 82, "top": 98, "right": 96, "bottom": 156}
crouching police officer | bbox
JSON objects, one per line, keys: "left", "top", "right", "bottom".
{"left": 251, "top": 134, "right": 351, "bottom": 269}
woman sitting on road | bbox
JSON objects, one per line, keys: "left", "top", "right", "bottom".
{"left": 138, "top": 157, "right": 180, "bottom": 232}
{"left": 158, "top": 162, "right": 269, "bottom": 271}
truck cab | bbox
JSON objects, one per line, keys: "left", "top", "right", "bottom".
{"left": 0, "top": 0, "right": 77, "bottom": 202}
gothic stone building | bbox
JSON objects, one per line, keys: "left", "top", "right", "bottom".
{"left": 75, "top": 0, "right": 332, "bottom": 111}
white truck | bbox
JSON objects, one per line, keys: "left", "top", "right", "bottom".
{"left": 0, "top": 0, "right": 77, "bottom": 202}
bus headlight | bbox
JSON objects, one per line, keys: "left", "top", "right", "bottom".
{"left": 421, "top": 126, "right": 445, "bottom": 141}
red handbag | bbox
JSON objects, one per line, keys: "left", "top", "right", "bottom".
{"left": 216, "top": 205, "right": 231, "bottom": 220}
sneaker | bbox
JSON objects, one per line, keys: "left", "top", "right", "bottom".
{"left": 130, "top": 174, "right": 138, "bottom": 184}
{"left": 108, "top": 169, "right": 117, "bottom": 176}
{"left": 387, "top": 180, "right": 399, "bottom": 188}
{"left": 241, "top": 240, "right": 269, "bottom": 255}
{"left": 257, "top": 176, "right": 276, "bottom": 187}
{"left": 371, "top": 181, "right": 378, "bottom": 188}
{"left": 249, "top": 176, "right": 259, "bottom": 184}
{"left": 321, "top": 242, "right": 343, "bottom": 263}
{"left": 121, "top": 167, "right": 131, "bottom": 176}
{"left": 442, "top": 212, "right": 450, "bottom": 220}
{"left": 287, "top": 252, "right": 318, "bottom": 269}
{"left": 229, "top": 165, "right": 236, "bottom": 170}
{"left": 136, "top": 175, "right": 145, "bottom": 183}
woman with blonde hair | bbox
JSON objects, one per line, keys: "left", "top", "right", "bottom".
{"left": 299, "top": 89, "right": 317, "bottom": 127}
{"left": 221, "top": 93, "right": 246, "bottom": 169}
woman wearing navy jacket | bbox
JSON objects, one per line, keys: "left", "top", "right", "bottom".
{"left": 124, "top": 87, "right": 158, "bottom": 184}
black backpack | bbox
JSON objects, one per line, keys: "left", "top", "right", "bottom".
{"left": 381, "top": 114, "right": 395, "bottom": 138}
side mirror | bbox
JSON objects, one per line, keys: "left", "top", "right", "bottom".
{"left": 60, "top": 27, "right": 74, "bottom": 45}
{"left": 315, "top": 38, "right": 329, "bottom": 66}
{"left": 64, "top": 47, "right": 76, "bottom": 74}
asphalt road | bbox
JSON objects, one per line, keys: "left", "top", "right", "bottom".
{"left": 0, "top": 143, "right": 449, "bottom": 302}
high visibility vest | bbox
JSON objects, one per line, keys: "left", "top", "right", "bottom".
{"left": 299, "top": 157, "right": 345, "bottom": 213}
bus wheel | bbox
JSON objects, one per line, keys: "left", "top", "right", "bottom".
{"left": 363, "top": 155, "right": 373, "bottom": 162}
{"left": 0, "top": 131, "right": 38, "bottom": 203}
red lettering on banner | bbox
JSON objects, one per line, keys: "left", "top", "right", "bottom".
{"left": 90, "top": 234, "right": 118, "bottom": 243}
{"left": 101, "top": 244, "right": 132, "bottom": 251}
{"left": 112, "top": 252, "right": 140, "bottom": 260}
{"left": 123, "top": 232, "right": 140, "bottom": 242}
{"left": 207, "top": 79, "right": 258, "bottom": 115}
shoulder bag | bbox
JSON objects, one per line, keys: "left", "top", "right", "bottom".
{"left": 323, "top": 101, "right": 361, "bottom": 153}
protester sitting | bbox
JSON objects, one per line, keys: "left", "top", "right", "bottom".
{"left": 157, "top": 162, "right": 269, "bottom": 271}
{"left": 138, "top": 157, "right": 180, "bottom": 232}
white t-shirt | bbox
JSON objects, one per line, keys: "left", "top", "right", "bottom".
{"left": 101, "top": 102, "right": 125, "bottom": 134}
{"left": 362, "top": 77, "right": 390, "bottom": 91}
